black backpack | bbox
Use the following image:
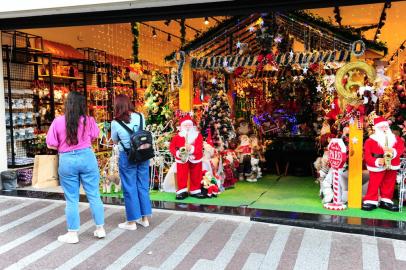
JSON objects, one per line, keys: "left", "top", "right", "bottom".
{"left": 116, "top": 112, "right": 155, "bottom": 163}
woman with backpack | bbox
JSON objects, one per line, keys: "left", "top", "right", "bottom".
{"left": 46, "top": 91, "right": 105, "bottom": 244}
{"left": 111, "top": 94, "right": 151, "bottom": 230}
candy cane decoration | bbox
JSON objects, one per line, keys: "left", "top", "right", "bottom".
{"left": 324, "top": 138, "right": 347, "bottom": 211}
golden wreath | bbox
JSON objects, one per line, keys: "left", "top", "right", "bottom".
{"left": 334, "top": 61, "right": 376, "bottom": 106}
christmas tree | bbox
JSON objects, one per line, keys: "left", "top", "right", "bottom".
{"left": 391, "top": 79, "right": 406, "bottom": 140}
{"left": 144, "top": 71, "right": 172, "bottom": 126}
{"left": 200, "top": 75, "right": 236, "bottom": 149}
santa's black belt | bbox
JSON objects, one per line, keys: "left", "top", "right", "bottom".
{"left": 372, "top": 153, "right": 384, "bottom": 158}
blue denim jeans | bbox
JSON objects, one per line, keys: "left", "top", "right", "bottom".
{"left": 58, "top": 148, "right": 104, "bottom": 231}
{"left": 118, "top": 151, "right": 152, "bottom": 221}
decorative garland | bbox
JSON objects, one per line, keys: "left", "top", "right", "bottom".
{"left": 131, "top": 22, "right": 140, "bottom": 63}
{"left": 351, "top": 40, "right": 366, "bottom": 57}
{"left": 180, "top": 18, "right": 186, "bottom": 47}
{"left": 191, "top": 50, "right": 351, "bottom": 69}
{"left": 175, "top": 51, "right": 185, "bottom": 88}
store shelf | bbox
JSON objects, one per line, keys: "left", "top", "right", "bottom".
{"left": 39, "top": 74, "right": 83, "bottom": 80}
{"left": 113, "top": 81, "right": 133, "bottom": 85}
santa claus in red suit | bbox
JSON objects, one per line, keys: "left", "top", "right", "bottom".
{"left": 169, "top": 115, "right": 205, "bottom": 200}
{"left": 362, "top": 116, "right": 405, "bottom": 211}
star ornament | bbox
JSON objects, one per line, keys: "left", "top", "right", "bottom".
{"left": 236, "top": 41, "right": 242, "bottom": 48}
{"left": 274, "top": 36, "right": 283, "bottom": 43}
{"left": 352, "top": 136, "right": 359, "bottom": 144}
{"left": 249, "top": 26, "right": 255, "bottom": 32}
{"left": 303, "top": 66, "right": 308, "bottom": 74}
{"left": 211, "top": 78, "right": 217, "bottom": 84}
{"left": 316, "top": 85, "right": 323, "bottom": 92}
{"left": 223, "top": 60, "right": 229, "bottom": 67}
{"left": 289, "top": 50, "right": 294, "bottom": 59}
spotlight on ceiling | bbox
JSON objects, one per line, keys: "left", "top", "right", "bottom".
{"left": 152, "top": 28, "right": 157, "bottom": 38}
{"left": 204, "top": 17, "right": 209, "bottom": 25}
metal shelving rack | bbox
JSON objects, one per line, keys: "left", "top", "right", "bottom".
{"left": 2, "top": 31, "right": 44, "bottom": 167}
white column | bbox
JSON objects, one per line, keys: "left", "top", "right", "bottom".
{"left": 0, "top": 33, "right": 9, "bottom": 171}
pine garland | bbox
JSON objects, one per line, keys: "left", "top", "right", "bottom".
{"left": 180, "top": 18, "right": 186, "bottom": 47}
{"left": 131, "top": 22, "right": 139, "bottom": 63}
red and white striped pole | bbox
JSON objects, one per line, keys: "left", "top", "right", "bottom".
{"left": 324, "top": 139, "right": 347, "bottom": 211}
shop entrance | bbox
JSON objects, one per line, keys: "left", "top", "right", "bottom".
{"left": 1, "top": 1, "right": 405, "bottom": 222}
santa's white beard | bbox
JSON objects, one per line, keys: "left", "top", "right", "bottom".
{"left": 370, "top": 128, "right": 396, "bottom": 149}
{"left": 179, "top": 127, "right": 199, "bottom": 144}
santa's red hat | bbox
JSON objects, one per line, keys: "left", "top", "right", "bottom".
{"left": 373, "top": 116, "right": 389, "bottom": 128}
{"left": 179, "top": 115, "right": 194, "bottom": 126}
{"left": 206, "top": 129, "right": 214, "bottom": 147}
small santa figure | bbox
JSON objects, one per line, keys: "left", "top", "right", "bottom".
{"left": 201, "top": 170, "right": 220, "bottom": 198}
{"left": 221, "top": 149, "right": 239, "bottom": 188}
{"left": 362, "top": 116, "right": 405, "bottom": 211}
{"left": 169, "top": 115, "right": 205, "bottom": 200}
{"left": 236, "top": 135, "right": 254, "bottom": 181}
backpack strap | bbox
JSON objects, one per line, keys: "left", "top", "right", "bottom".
{"left": 116, "top": 119, "right": 134, "bottom": 135}
{"left": 134, "top": 112, "right": 144, "bottom": 130}
{"left": 115, "top": 120, "right": 133, "bottom": 152}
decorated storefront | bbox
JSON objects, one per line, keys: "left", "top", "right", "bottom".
{"left": 1, "top": 1, "right": 406, "bottom": 222}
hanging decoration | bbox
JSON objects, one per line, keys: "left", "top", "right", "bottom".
{"left": 180, "top": 18, "right": 186, "bottom": 47}
{"left": 191, "top": 50, "right": 351, "bottom": 70}
{"left": 334, "top": 61, "right": 376, "bottom": 106}
{"left": 351, "top": 40, "right": 366, "bottom": 57}
{"left": 175, "top": 51, "right": 185, "bottom": 87}
{"left": 131, "top": 22, "right": 140, "bottom": 63}
{"left": 128, "top": 63, "right": 143, "bottom": 82}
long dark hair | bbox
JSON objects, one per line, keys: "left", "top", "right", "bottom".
{"left": 114, "top": 94, "right": 134, "bottom": 123}
{"left": 65, "top": 91, "right": 87, "bottom": 145}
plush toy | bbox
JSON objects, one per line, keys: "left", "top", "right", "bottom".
{"left": 201, "top": 170, "right": 220, "bottom": 198}
{"left": 236, "top": 118, "right": 250, "bottom": 136}
{"left": 236, "top": 135, "right": 255, "bottom": 181}
{"left": 249, "top": 157, "right": 262, "bottom": 182}
{"left": 221, "top": 149, "right": 239, "bottom": 188}
{"left": 102, "top": 145, "right": 121, "bottom": 193}
{"left": 313, "top": 151, "right": 333, "bottom": 203}
{"left": 314, "top": 150, "right": 370, "bottom": 204}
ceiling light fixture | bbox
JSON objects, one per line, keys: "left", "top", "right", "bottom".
{"left": 204, "top": 17, "right": 209, "bottom": 25}
{"left": 152, "top": 28, "right": 157, "bottom": 38}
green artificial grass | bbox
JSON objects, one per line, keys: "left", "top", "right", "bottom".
{"left": 101, "top": 175, "right": 406, "bottom": 221}
{"left": 249, "top": 175, "right": 406, "bottom": 222}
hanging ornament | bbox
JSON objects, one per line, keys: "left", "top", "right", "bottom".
{"left": 303, "top": 66, "right": 308, "bottom": 74}
{"left": 316, "top": 85, "right": 323, "bottom": 92}
{"left": 249, "top": 26, "right": 255, "bottom": 32}
{"left": 211, "top": 77, "right": 217, "bottom": 85}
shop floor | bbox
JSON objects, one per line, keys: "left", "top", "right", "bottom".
{"left": 148, "top": 174, "right": 406, "bottom": 222}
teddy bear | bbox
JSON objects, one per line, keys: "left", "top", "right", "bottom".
{"left": 201, "top": 170, "right": 220, "bottom": 198}
{"left": 102, "top": 145, "right": 121, "bottom": 193}
{"left": 314, "top": 150, "right": 370, "bottom": 204}
{"left": 313, "top": 151, "right": 334, "bottom": 203}
{"left": 248, "top": 157, "right": 261, "bottom": 182}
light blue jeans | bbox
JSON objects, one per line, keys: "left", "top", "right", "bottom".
{"left": 58, "top": 148, "right": 104, "bottom": 231}
{"left": 118, "top": 151, "right": 151, "bottom": 221}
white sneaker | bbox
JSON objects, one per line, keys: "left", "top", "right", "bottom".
{"left": 118, "top": 222, "right": 137, "bottom": 231}
{"left": 57, "top": 232, "right": 79, "bottom": 244}
{"left": 136, "top": 219, "right": 149, "bottom": 227}
{"left": 94, "top": 227, "right": 106, "bottom": 238}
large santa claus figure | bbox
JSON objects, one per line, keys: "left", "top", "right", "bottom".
{"left": 362, "top": 116, "right": 405, "bottom": 211}
{"left": 169, "top": 115, "right": 205, "bottom": 200}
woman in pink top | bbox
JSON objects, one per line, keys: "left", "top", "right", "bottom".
{"left": 46, "top": 91, "right": 105, "bottom": 244}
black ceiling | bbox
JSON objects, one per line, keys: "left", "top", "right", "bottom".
{"left": 0, "top": 0, "right": 398, "bottom": 30}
